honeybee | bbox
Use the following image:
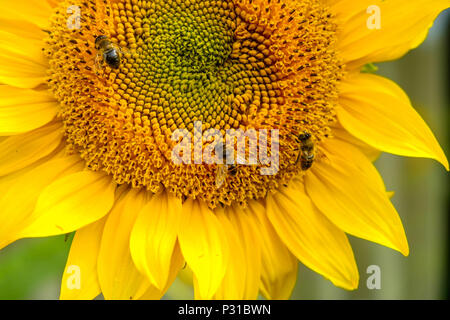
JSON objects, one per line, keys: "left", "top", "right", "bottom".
{"left": 215, "top": 148, "right": 238, "bottom": 189}
{"left": 295, "top": 131, "right": 315, "bottom": 170}
{"left": 94, "top": 35, "right": 122, "bottom": 71}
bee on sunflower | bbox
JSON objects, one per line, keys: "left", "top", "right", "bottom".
{"left": 0, "top": 0, "right": 448, "bottom": 300}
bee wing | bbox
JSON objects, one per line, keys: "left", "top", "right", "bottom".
{"left": 215, "top": 165, "right": 227, "bottom": 189}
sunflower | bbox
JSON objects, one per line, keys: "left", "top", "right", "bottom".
{"left": 0, "top": 0, "right": 448, "bottom": 300}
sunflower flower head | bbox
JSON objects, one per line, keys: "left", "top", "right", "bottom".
{"left": 0, "top": 0, "right": 449, "bottom": 301}
{"left": 44, "top": 0, "right": 343, "bottom": 208}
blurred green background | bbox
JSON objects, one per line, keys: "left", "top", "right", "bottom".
{"left": 0, "top": 10, "right": 448, "bottom": 300}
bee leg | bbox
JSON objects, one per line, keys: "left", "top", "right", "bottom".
{"left": 117, "top": 45, "right": 127, "bottom": 56}
{"left": 94, "top": 54, "right": 103, "bottom": 75}
{"left": 113, "top": 43, "right": 127, "bottom": 57}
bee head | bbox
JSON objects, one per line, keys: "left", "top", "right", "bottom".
{"left": 94, "top": 35, "right": 108, "bottom": 49}
{"left": 298, "top": 131, "right": 311, "bottom": 141}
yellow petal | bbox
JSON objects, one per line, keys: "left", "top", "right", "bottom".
{"left": 0, "top": 122, "right": 63, "bottom": 176}
{"left": 305, "top": 138, "right": 409, "bottom": 256}
{"left": 227, "top": 207, "right": 261, "bottom": 300}
{"left": 0, "top": 19, "right": 48, "bottom": 88}
{"left": 328, "top": 0, "right": 450, "bottom": 68}
{"left": 0, "top": 146, "right": 66, "bottom": 190}
{"left": 246, "top": 201, "right": 298, "bottom": 300}
{"left": 0, "top": 55, "right": 47, "bottom": 88}
{"left": 46, "top": 0, "right": 59, "bottom": 8}
{"left": 139, "top": 242, "right": 185, "bottom": 300}
{"left": 17, "top": 170, "right": 115, "bottom": 238}
{"left": 0, "top": 0, "right": 53, "bottom": 29}
{"left": 332, "top": 124, "right": 381, "bottom": 162}
{"left": 0, "top": 86, "right": 59, "bottom": 134}
{"left": 0, "top": 155, "right": 83, "bottom": 249}
{"left": 0, "top": 29, "right": 48, "bottom": 68}
{"left": 267, "top": 180, "right": 359, "bottom": 290}
{"left": 60, "top": 217, "right": 107, "bottom": 300}
{"left": 178, "top": 199, "right": 229, "bottom": 299}
{"left": 338, "top": 73, "right": 448, "bottom": 170}
{"left": 212, "top": 208, "right": 247, "bottom": 300}
{"left": 130, "top": 191, "right": 182, "bottom": 290}
{"left": 98, "top": 189, "right": 152, "bottom": 300}
{"left": 0, "top": 17, "right": 46, "bottom": 40}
